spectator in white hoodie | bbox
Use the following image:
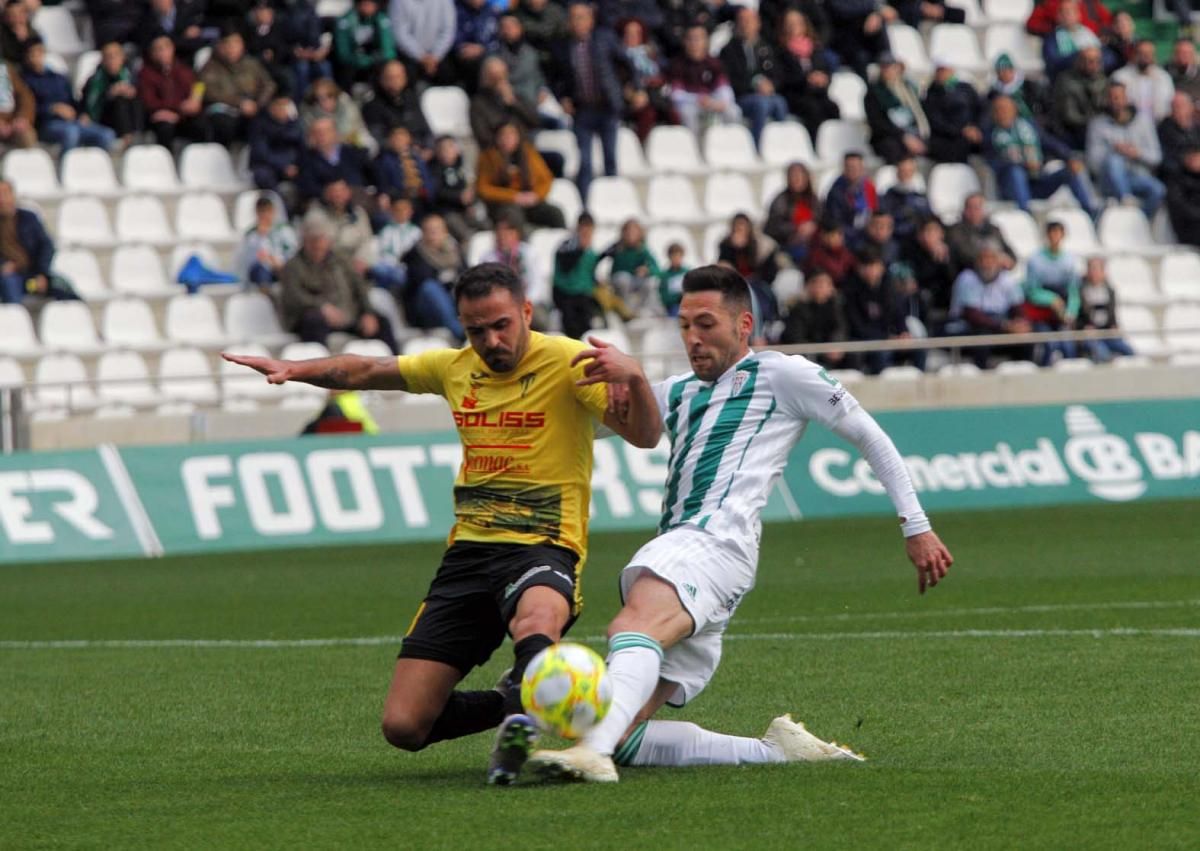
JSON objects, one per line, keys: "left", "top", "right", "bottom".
{"left": 1113, "top": 39, "right": 1175, "bottom": 124}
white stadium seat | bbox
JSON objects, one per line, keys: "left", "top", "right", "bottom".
{"left": 615, "top": 126, "right": 652, "bottom": 178}
{"left": 1105, "top": 255, "right": 1161, "bottom": 305}
{"left": 72, "top": 50, "right": 101, "bottom": 98}
{"left": 886, "top": 25, "right": 932, "bottom": 78}
{"left": 535, "top": 129, "right": 580, "bottom": 180}
{"left": 647, "top": 175, "right": 706, "bottom": 225}
{"left": 60, "top": 147, "right": 122, "bottom": 197}
{"left": 995, "top": 360, "right": 1039, "bottom": 374}
{"left": 366, "top": 287, "right": 404, "bottom": 338}
{"left": 937, "top": 362, "right": 982, "bottom": 377}
{"left": 1099, "top": 207, "right": 1160, "bottom": 256}
{"left": 400, "top": 337, "right": 443, "bottom": 357}
{"left": 281, "top": 341, "right": 332, "bottom": 360}
{"left": 581, "top": 324, "right": 631, "bottom": 350}
{"left": 110, "top": 244, "right": 177, "bottom": 297}
{"left": 703, "top": 173, "right": 759, "bottom": 222}
{"left": 179, "top": 143, "right": 247, "bottom": 193}
{"left": 466, "top": 230, "right": 494, "bottom": 267}
{"left": 760, "top": 122, "right": 816, "bottom": 168}
{"left": 96, "top": 351, "right": 158, "bottom": 406}
{"left": 38, "top": 301, "right": 104, "bottom": 354}
{"left": 646, "top": 125, "right": 706, "bottom": 175}
{"left": 165, "top": 294, "right": 227, "bottom": 347}
{"left": 982, "top": 0, "right": 1033, "bottom": 23}
{"left": 646, "top": 224, "right": 700, "bottom": 267}
{"left": 53, "top": 248, "right": 109, "bottom": 300}
{"left": 527, "top": 228, "right": 568, "bottom": 303}
{"left": 102, "top": 298, "right": 167, "bottom": 351}
{"left": 115, "top": 195, "right": 175, "bottom": 245}
{"left": 175, "top": 192, "right": 237, "bottom": 242}
{"left": 946, "top": 0, "right": 985, "bottom": 25}
{"left": 1119, "top": 304, "right": 1166, "bottom": 357}
{"left": 880, "top": 365, "right": 924, "bottom": 381}
{"left": 586, "top": 177, "right": 645, "bottom": 226}
{"left": 548, "top": 178, "right": 583, "bottom": 227}
{"left": 42, "top": 52, "right": 70, "bottom": 76}
{"left": 0, "top": 356, "right": 23, "bottom": 388}
{"left": 223, "top": 291, "right": 296, "bottom": 347}
{"left": 1052, "top": 358, "right": 1094, "bottom": 372}
{"left": 420, "top": 86, "right": 471, "bottom": 138}
{"left": 0, "top": 304, "right": 41, "bottom": 356}
{"left": 928, "top": 163, "right": 982, "bottom": 222}
{"left": 984, "top": 24, "right": 1045, "bottom": 74}
{"left": 703, "top": 124, "right": 763, "bottom": 172}
{"left": 56, "top": 197, "right": 115, "bottom": 247}
{"left": 828, "top": 72, "right": 867, "bottom": 123}
{"left": 233, "top": 189, "right": 286, "bottom": 232}
{"left": 3, "top": 148, "right": 61, "bottom": 199}
{"left": 121, "top": 145, "right": 183, "bottom": 194}
{"left": 1048, "top": 209, "right": 1101, "bottom": 255}
{"left": 1163, "top": 304, "right": 1200, "bottom": 351}
{"left": 1158, "top": 252, "right": 1200, "bottom": 302}
{"left": 815, "top": 120, "right": 870, "bottom": 169}
{"left": 928, "top": 23, "right": 987, "bottom": 75}
{"left": 34, "top": 353, "right": 98, "bottom": 411}
{"left": 221, "top": 342, "right": 282, "bottom": 402}
{"left": 159, "top": 347, "right": 219, "bottom": 405}
{"left": 32, "top": 6, "right": 87, "bottom": 56}
{"left": 342, "top": 339, "right": 395, "bottom": 358}
{"left": 759, "top": 168, "right": 786, "bottom": 207}
{"left": 872, "top": 164, "right": 902, "bottom": 196}
{"left": 991, "top": 209, "right": 1041, "bottom": 261}
{"left": 702, "top": 222, "right": 726, "bottom": 264}
{"left": 772, "top": 268, "right": 805, "bottom": 309}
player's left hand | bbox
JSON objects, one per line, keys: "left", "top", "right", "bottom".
{"left": 572, "top": 336, "right": 643, "bottom": 387}
{"left": 905, "top": 530, "right": 953, "bottom": 595}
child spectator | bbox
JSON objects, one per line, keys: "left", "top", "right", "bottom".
{"left": 1077, "top": 256, "right": 1136, "bottom": 361}
{"left": 658, "top": 243, "right": 688, "bottom": 317}
{"left": 25, "top": 40, "right": 115, "bottom": 152}
{"left": 778, "top": 271, "right": 849, "bottom": 370}
{"left": 235, "top": 195, "right": 298, "bottom": 287}
{"left": 373, "top": 125, "right": 434, "bottom": 212}
{"left": 553, "top": 213, "right": 601, "bottom": 338}
{"left": 371, "top": 196, "right": 422, "bottom": 299}
{"left": 430, "top": 135, "right": 481, "bottom": 243}
{"left": 603, "top": 219, "right": 659, "bottom": 316}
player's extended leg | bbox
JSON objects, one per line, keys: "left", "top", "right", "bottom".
{"left": 382, "top": 658, "right": 487, "bottom": 750}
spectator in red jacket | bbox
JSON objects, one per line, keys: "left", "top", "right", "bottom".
{"left": 1027, "top": 0, "right": 1113, "bottom": 38}
{"left": 137, "top": 33, "right": 207, "bottom": 148}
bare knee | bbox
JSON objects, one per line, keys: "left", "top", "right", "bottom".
{"left": 381, "top": 712, "right": 430, "bottom": 752}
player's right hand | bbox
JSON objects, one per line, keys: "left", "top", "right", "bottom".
{"left": 905, "top": 530, "right": 953, "bottom": 595}
{"left": 221, "top": 353, "right": 294, "bottom": 384}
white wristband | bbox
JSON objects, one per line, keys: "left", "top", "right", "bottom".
{"left": 901, "top": 511, "right": 932, "bottom": 538}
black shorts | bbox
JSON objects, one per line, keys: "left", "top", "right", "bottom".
{"left": 398, "top": 541, "right": 581, "bottom": 675}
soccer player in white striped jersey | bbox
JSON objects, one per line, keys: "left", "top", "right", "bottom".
{"left": 529, "top": 265, "right": 954, "bottom": 783}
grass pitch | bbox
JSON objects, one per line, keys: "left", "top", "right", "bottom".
{"left": 3, "top": 500, "right": 1199, "bottom": 850}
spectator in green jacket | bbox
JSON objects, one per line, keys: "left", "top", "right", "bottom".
{"left": 553, "top": 212, "right": 600, "bottom": 338}
{"left": 603, "top": 218, "right": 659, "bottom": 316}
{"left": 333, "top": 0, "right": 397, "bottom": 90}
{"left": 657, "top": 242, "right": 689, "bottom": 317}
{"left": 81, "top": 41, "right": 141, "bottom": 150}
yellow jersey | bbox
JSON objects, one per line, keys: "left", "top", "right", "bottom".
{"left": 396, "top": 332, "right": 609, "bottom": 563}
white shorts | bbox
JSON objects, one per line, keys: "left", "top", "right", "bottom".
{"left": 619, "top": 525, "right": 756, "bottom": 707}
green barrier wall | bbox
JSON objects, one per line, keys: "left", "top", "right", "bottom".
{"left": 1, "top": 400, "right": 1196, "bottom": 563}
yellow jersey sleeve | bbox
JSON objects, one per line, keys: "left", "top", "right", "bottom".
{"left": 395, "top": 348, "right": 459, "bottom": 397}
{"left": 559, "top": 337, "right": 610, "bottom": 420}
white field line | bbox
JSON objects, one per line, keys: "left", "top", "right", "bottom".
{"left": 3, "top": 627, "right": 1200, "bottom": 651}
{"left": 736, "top": 598, "right": 1200, "bottom": 625}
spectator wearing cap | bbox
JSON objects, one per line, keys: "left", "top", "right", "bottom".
{"left": 24, "top": 40, "right": 116, "bottom": 152}
{"left": 1166, "top": 38, "right": 1200, "bottom": 104}
{"left": 667, "top": 25, "right": 740, "bottom": 135}
{"left": 923, "top": 55, "right": 984, "bottom": 164}
{"left": 827, "top": 0, "right": 895, "bottom": 79}
{"left": 362, "top": 60, "right": 432, "bottom": 151}
{"left": 1086, "top": 81, "right": 1165, "bottom": 219}
{"left": 825, "top": 151, "right": 879, "bottom": 237}
{"left": 281, "top": 211, "right": 398, "bottom": 353}
{"left": 765, "top": 162, "right": 822, "bottom": 264}
{"left": 1041, "top": 0, "right": 1105, "bottom": 78}
{"left": 454, "top": 0, "right": 500, "bottom": 94}
{"left": 866, "top": 52, "right": 929, "bottom": 164}
{"left": 779, "top": 271, "right": 850, "bottom": 371}
{"left": 1159, "top": 92, "right": 1200, "bottom": 178}
{"left": 389, "top": 0, "right": 456, "bottom": 85}
{"left": 988, "top": 94, "right": 1099, "bottom": 218}
{"left": 1113, "top": 39, "right": 1175, "bottom": 124}
{"left": 1166, "top": 144, "right": 1200, "bottom": 247}
{"left": 199, "top": 29, "right": 277, "bottom": 147}
{"left": 721, "top": 6, "right": 788, "bottom": 148}
{"left": 553, "top": 2, "right": 627, "bottom": 200}
{"left": 879, "top": 156, "right": 932, "bottom": 243}
{"left": 773, "top": 8, "right": 839, "bottom": 141}
{"left": 987, "top": 52, "right": 1060, "bottom": 143}
{"left": 282, "top": 0, "right": 333, "bottom": 99}
{"left": 1052, "top": 46, "right": 1109, "bottom": 151}
{"left": 138, "top": 34, "right": 206, "bottom": 150}
{"left": 141, "top": 0, "right": 208, "bottom": 64}
{"left": 333, "top": 0, "right": 397, "bottom": 90}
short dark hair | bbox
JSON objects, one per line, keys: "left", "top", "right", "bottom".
{"left": 254, "top": 194, "right": 275, "bottom": 211}
{"left": 843, "top": 151, "right": 864, "bottom": 162}
{"left": 855, "top": 246, "right": 883, "bottom": 266}
{"left": 681, "top": 265, "right": 752, "bottom": 314}
{"left": 1045, "top": 220, "right": 1065, "bottom": 235}
{"left": 577, "top": 212, "right": 595, "bottom": 228}
{"left": 453, "top": 262, "right": 526, "bottom": 306}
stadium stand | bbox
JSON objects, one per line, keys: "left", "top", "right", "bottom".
{"left": 0, "top": 0, "right": 1194, "bottom": 435}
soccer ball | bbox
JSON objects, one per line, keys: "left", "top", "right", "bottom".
{"left": 520, "top": 642, "right": 613, "bottom": 739}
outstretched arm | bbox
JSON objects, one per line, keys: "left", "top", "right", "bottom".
{"left": 830, "top": 406, "right": 953, "bottom": 594}
{"left": 571, "top": 337, "right": 662, "bottom": 449}
{"left": 221, "top": 353, "right": 409, "bottom": 392}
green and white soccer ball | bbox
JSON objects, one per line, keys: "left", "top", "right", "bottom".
{"left": 520, "top": 642, "right": 613, "bottom": 739}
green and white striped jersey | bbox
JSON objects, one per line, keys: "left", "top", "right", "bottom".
{"left": 653, "top": 351, "right": 858, "bottom": 559}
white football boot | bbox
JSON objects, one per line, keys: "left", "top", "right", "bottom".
{"left": 527, "top": 744, "right": 620, "bottom": 783}
{"left": 762, "top": 714, "right": 866, "bottom": 762}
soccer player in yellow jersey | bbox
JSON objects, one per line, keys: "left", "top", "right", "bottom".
{"left": 224, "top": 263, "right": 661, "bottom": 784}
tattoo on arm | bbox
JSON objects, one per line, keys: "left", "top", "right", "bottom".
{"left": 310, "top": 365, "right": 353, "bottom": 389}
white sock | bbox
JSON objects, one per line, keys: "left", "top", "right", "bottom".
{"left": 619, "top": 720, "right": 784, "bottom": 767}
{"left": 581, "top": 632, "right": 663, "bottom": 757}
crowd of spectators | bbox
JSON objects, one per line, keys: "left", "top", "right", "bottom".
{"left": 0, "top": 0, "right": 1189, "bottom": 370}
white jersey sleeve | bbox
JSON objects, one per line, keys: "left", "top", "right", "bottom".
{"left": 767, "top": 354, "right": 861, "bottom": 429}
